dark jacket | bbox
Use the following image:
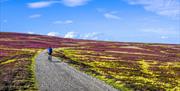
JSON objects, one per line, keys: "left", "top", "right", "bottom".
{"left": 48, "top": 48, "right": 53, "bottom": 54}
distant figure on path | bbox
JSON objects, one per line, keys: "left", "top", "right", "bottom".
{"left": 47, "top": 47, "right": 53, "bottom": 61}
{"left": 47, "top": 47, "right": 53, "bottom": 55}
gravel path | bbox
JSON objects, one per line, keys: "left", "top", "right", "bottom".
{"left": 35, "top": 50, "right": 119, "bottom": 91}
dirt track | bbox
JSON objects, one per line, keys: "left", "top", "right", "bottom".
{"left": 35, "top": 51, "right": 118, "bottom": 91}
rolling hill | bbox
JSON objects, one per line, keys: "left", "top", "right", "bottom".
{"left": 0, "top": 32, "right": 180, "bottom": 91}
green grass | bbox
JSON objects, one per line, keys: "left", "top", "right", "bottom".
{"left": 138, "top": 60, "right": 153, "bottom": 75}
{"left": 1, "top": 59, "right": 16, "bottom": 65}
{"left": 28, "top": 50, "right": 42, "bottom": 90}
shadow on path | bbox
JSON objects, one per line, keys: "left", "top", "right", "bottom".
{"left": 48, "top": 55, "right": 60, "bottom": 63}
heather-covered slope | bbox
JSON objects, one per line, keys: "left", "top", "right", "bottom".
{"left": 0, "top": 32, "right": 83, "bottom": 49}
{"left": 0, "top": 32, "right": 102, "bottom": 90}
{"left": 0, "top": 32, "right": 180, "bottom": 91}
{"left": 53, "top": 42, "right": 180, "bottom": 90}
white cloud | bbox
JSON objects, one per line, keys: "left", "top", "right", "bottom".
{"left": 141, "top": 28, "right": 178, "bottom": 35}
{"left": 97, "top": 9, "right": 121, "bottom": 20}
{"left": 27, "top": 32, "right": 34, "bottom": 34}
{"left": 64, "top": 32, "right": 77, "bottom": 38}
{"left": 27, "top": 0, "right": 90, "bottom": 8}
{"left": 47, "top": 32, "right": 59, "bottom": 36}
{"left": 126, "top": 0, "right": 180, "bottom": 19}
{"left": 104, "top": 13, "right": 121, "bottom": 20}
{"left": 53, "top": 21, "right": 63, "bottom": 24}
{"left": 53, "top": 20, "right": 73, "bottom": 24}
{"left": 65, "top": 20, "right": 73, "bottom": 24}
{"left": 64, "top": 32, "right": 105, "bottom": 40}
{"left": 80, "top": 32, "right": 103, "bottom": 40}
{"left": 61, "top": 0, "right": 90, "bottom": 7}
{"left": 29, "top": 14, "right": 41, "bottom": 18}
{"left": 27, "top": 1, "right": 57, "bottom": 8}
{"left": 161, "top": 36, "right": 169, "bottom": 39}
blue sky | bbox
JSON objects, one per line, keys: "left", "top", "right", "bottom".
{"left": 0, "top": 0, "right": 180, "bottom": 44}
